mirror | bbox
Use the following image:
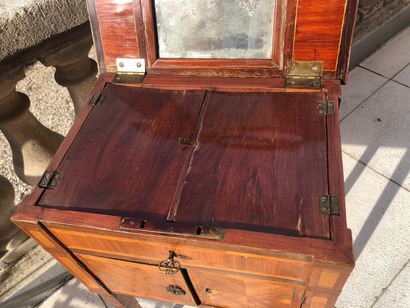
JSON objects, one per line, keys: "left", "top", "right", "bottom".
{"left": 154, "top": 0, "right": 275, "bottom": 59}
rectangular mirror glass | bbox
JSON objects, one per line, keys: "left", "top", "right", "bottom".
{"left": 154, "top": 0, "right": 275, "bottom": 59}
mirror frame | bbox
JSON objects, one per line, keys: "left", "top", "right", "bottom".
{"left": 138, "top": 0, "right": 293, "bottom": 77}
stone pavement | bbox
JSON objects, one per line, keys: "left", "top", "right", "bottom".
{"left": 2, "top": 25, "right": 409, "bottom": 308}
{"left": 337, "top": 25, "right": 410, "bottom": 308}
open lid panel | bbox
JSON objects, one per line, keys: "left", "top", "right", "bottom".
{"left": 87, "top": 0, "right": 358, "bottom": 82}
{"left": 37, "top": 84, "right": 332, "bottom": 240}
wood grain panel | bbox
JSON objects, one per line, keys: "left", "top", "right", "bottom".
{"left": 39, "top": 85, "right": 205, "bottom": 219}
{"left": 24, "top": 229, "right": 60, "bottom": 251}
{"left": 94, "top": 0, "right": 139, "bottom": 69}
{"left": 13, "top": 222, "right": 103, "bottom": 291}
{"left": 174, "top": 91, "right": 331, "bottom": 238}
{"left": 308, "top": 261, "right": 352, "bottom": 291}
{"left": 293, "top": 0, "right": 347, "bottom": 71}
{"left": 189, "top": 268, "right": 304, "bottom": 308}
{"left": 77, "top": 253, "right": 197, "bottom": 305}
{"left": 48, "top": 226, "right": 312, "bottom": 283}
{"left": 302, "top": 290, "right": 339, "bottom": 308}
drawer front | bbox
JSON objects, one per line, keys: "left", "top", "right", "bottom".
{"left": 76, "top": 253, "right": 197, "bottom": 306}
{"left": 188, "top": 268, "right": 305, "bottom": 308}
{"left": 50, "top": 226, "right": 311, "bottom": 282}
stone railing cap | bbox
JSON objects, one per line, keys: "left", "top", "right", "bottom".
{"left": 0, "top": 0, "right": 88, "bottom": 62}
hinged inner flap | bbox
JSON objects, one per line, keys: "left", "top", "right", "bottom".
{"left": 38, "top": 83, "right": 331, "bottom": 239}
{"left": 171, "top": 91, "right": 330, "bottom": 239}
{"left": 39, "top": 84, "right": 206, "bottom": 220}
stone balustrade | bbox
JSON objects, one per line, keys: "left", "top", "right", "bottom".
{"left": 0, "top": 0, "right": 97, "bottom": 271}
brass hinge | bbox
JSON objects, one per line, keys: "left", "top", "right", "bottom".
{"left": 114, "top": 58, "right": 146, "bottom": 84}
{"left": 285, "top": 61, "right": 323, "bottom": 89}
{"left": 317, "top": 101, "right": 335, "bottom": 115}
{"left": 319, "top": 195, "right": 340, "bottom": 216}
{"left": 89, "top": 93, "right": 105, "bottom": 106}
{"left": 38, "top": 171, "right": 61, "bottom": 189}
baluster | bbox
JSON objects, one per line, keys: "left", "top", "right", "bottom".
{"left": 0, "top": 176, "right": 17, "bottom": 255}
{"left": 0, "top": 68, "right": 63, "bottom": 186}
{"left": 40, "top": 37, "right": 98, "bottom": 116}
{"left": 0, "top": 175, "right": 36, "bottom": 269}
{"left": 0, "top": 175, "right": 25, "bottom": 268}
{"left": 357, "top": 0, "right": 384, "bottom": 22}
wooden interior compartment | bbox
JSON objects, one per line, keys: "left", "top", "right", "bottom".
{"left": 47, "top": 225, "right": 313, "bottom": 283}
{"left": 88, "top": 0, "right": 357, "bottom": 79}
{"left": 77, "top": 253, "right": 198, "bottom": 306}
{"left": 188, "top": 268, "right": 305, "bottom": 308}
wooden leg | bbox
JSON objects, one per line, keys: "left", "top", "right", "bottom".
{"left": 0, "top": 176, "right": 18, "bottom": 254}
{"left": 114, "top": 294, "right": 143, "bottom": 308}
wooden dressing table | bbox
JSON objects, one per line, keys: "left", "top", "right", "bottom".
{"left": 13, "top": 0, "right": 358, "bottom": 307}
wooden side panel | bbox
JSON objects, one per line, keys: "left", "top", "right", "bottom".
{"left": 293, "top": 0, "right": 347, "bottom": 71}
{"left": 308, "top": 262, "right": 352, "bottom": 291}
{"left": 302, "top": 260, "right": 353, "bottom": 308}
{"left": 13, "top": 222, "right": 102, "bottom": 291}
{"left": 302, "top": 290, "right": 339, "bottom": 308}
{"left": 77, "top": 253, "right": 197, "bottom": 306}
{"left": 92, "top": 0, "right": 140, "bottom": 70}
{"left": 189, "top": 268, "right": 304, "bottom": 308}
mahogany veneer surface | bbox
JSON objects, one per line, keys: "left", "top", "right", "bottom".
{"left": 173, "top": 91, "right": 329, "bottom": 238}
{"left": 39, "top": 86, "right": 205, "bottom": 219}
{"left": 39, "top": 84, "right": 331, "bottom": 239}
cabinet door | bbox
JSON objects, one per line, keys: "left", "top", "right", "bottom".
{"left": 189, "top": 268, "right": 304, "bottom": 308}
{"left": 39, "top": 85, "right": 205, "bottom": 219}
{"left": 172, "top": 91, "right": 330, "bottom": 239}
{"left": 77, "top": 253, "right": 197, "bottom": 306}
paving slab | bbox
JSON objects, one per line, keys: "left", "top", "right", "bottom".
{"left": 336, "top": 154, "right": 410, "bottom": 308}
{"left": 341, "top": 80, "right": 410, "bottom": 191}
{"left": 340, "top": 67, "right": 387, "bottom": 120}
{"left": 373, "top": 260, "right": 410, "bottom": 308}
{"left": 38, "top": 278, "right": 105, "bottom": 308}
{"left": 361, "top": 26, "right": 410, "bottom": 78}
{"left": 393, "top": 63, "right": 410, "bottom": 87}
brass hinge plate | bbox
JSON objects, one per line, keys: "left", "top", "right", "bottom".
{"left": 319, "top": 195, "right": 340, "bottom": 216}
{"left": 114, "top": 58, "right": 146, "bottom": 84}
{"left": 285, "top": 61, "right": 323, "bottom": 89}
{"left": 318, "top": 101, "right": 335, "bottom": 115}
{"left": 38, "top": 171, "right": 61, "bottom": 189}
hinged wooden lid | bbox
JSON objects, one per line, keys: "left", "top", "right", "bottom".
{"left": 88, "top": 0, "right": 357, "bottom": 82}
{"left": 37, "top": 84, "right": 337, "bottom": 240}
